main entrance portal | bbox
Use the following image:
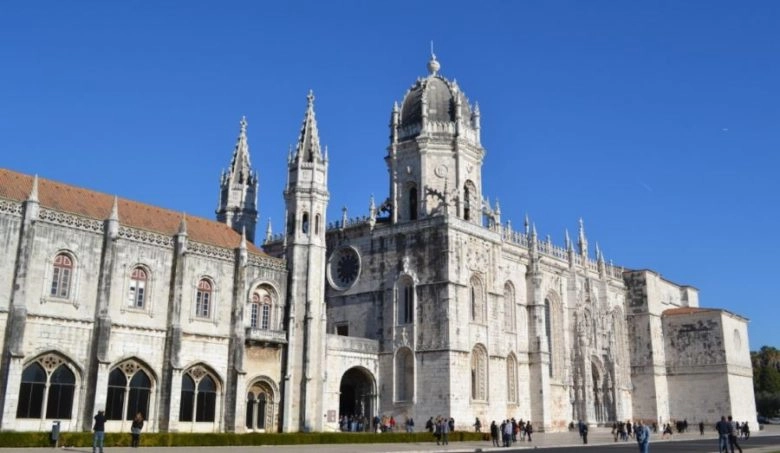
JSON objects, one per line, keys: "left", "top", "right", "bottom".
{"left": 339, "top": 367, "right": 375, "bottom": 419}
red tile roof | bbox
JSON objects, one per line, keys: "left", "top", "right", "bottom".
{"left": 0, "top": 168, "right": 266, "bottom": 255}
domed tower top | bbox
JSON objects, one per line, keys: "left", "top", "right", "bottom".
{"left": 386, "top": 52, "right": 486, "bottom": 225}
{"left": 391, "top": 53, "right": 481, "bottom": 144}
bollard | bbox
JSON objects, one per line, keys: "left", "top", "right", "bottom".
{"left": 50, "top": 420, "right": 61, "bottom": 448}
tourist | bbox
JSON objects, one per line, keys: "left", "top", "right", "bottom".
{"left": 716, "top": 416, "right": 730, "bottom": 453}
{"left": 426, "top": 416, "right": 434, "bottom": 433}
{"left": 130, "top": 412, "right": 144, "bottom": 448}
{"left": 727, "top": 415, "right": 743, "bottom": 453}
{"left": 700, "top": 421, "right": 705, "bottom": 435}
{"left": 635, "top": 421, "right": 650, "bottom": 453}
{"left": 525, "top": 420, "right": 534, "bottom": 442}
{"left": 405, "top": 416, "right": 414, "bottom": 433}
{"left": 579, "top": 420, "right": 588, "bottom": 444}
{"left": 473, "top": 416, "right": 481, "bottom": 432}
{"left": 490, "top": 420, "right": 499, "bottom": 447}
{"left": 93, "top": 410, "right": 106, "bottom": 453}
{"left": 439, "top": 417, "right": 450, "bottom": 445}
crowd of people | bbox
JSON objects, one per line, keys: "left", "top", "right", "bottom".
{"left": 334, "top": 411, "right": 754, "bottom": 453}
{"left": 488, "top": 418, "right": 534, "bottom": 447}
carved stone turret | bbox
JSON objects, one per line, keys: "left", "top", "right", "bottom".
{"left": 217, "top": 117, "right": 259, "bottom": 243}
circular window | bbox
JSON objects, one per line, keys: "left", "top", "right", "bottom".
{"left": 328, "top": 247, "right": 361, "bottom": 290}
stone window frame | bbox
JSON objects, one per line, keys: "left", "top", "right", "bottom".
{"left": 506, "top": 352, "right": 518, "bottom": 404}
{"left": 544, "top": 292, "right": 564, "bottom": 380}
{"left": 192, "top": 276, "right": 217, "bottom": 323}
{"left": 470, "top": 343, "right": 488, "bottom": 402}
{"left": 395, "top": 275, "right": 415, "bottom": 326}
{"left": 247, "top": 283, "right": 280, "bottom": 331}
{"left": 503, "top": 281, "right": 516, "bottom": 333}
{"left": 245, "top": 376, "right": 278, "bottom": 432}
{"left": 121, "top": 264, "right": 154, "bottom": 315}
{"left": 40, "top": 249, "right": 81, "bottom": 308}
{"left": 179, "top": 364, "right": 222, "bottom": 424}
{"left": 469, "top": 275, "right": 486, "bottom": 325}
{"left": 104, "top": 358, "right": 155, "bottom": 422}
{"left": 393, "top": 347, "right": 415, "bottom": 404}
{"left": 15, "top": 352, "right": 81, "bottom": 422}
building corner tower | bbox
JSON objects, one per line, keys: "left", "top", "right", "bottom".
{"left": 217, "top": 117, "right": 259, "bottom": 243}
{"left": 281, "top": 91, "right": 329, "bottom": 432}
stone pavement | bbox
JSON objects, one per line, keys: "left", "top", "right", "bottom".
{"left": 1, "top": 426, "right": 778, "bottom": 453}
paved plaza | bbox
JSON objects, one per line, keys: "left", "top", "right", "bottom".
{"left": 1, "top": 426, "right": 779, "bottom": 453}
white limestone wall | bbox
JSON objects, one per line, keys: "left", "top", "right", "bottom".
{"left": 109, "top": 238, "right": 175, "bottom": 331}
{"left": 722, "top": 314, "right": 758, "bottom": 430}
{"left": 0, "top": 210, "right": 22, "bottom": 311}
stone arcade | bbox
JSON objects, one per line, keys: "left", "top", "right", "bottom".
{"left": 0, "top": 55, "right": 757, "bottom": 433}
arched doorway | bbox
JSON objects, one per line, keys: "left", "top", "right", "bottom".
{"left": 339, "top": 367, "right": 375, "bottom": 421}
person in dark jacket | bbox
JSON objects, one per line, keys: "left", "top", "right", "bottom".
{"left": 131, "top": 412, "right": 144, "bottom": 448}
{"left": 93, "top": 410, "right": 106, "bottom": 453}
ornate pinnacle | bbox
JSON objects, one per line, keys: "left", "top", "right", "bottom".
{"left": 265, "top": 218, "right": 273, "bottom": 244}
{"left": 109, "top": 196, "right": 119, "bottom": 221}
{"left": 28, "top": 174, "right": 39, "bottom": 202}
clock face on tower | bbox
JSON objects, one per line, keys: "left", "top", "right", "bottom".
{"left": 328, "top": 246, "right": 361, "bottom": 290}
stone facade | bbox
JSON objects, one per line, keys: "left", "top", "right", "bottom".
{"left": 0, "top": 54, "right": 757, "bottom": 434}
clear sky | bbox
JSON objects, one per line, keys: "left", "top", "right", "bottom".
{"left": 1, "top": 1, "right": 778, "bottom": 350}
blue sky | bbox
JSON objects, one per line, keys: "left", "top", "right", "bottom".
{"left": 1, "top": 1, "right": 778, "bottom": 350}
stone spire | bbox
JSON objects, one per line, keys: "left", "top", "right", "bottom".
{"left": 578, "top": 217, "right": 588, "bottom": 258}
{"left": 178, "top": 213, "right": 188, "bottom": 236}
{"left": 368, "top": 195, "right": 377, "bottom": 230}
{"left": 216, "top": 117, "right": 259, "bottom": 243}
{"left": 294, "top": 90, "right": 323, "bottom": 163}
{"left": 28, "top": 175, "right": 39, "bottom": 202}
{"left": 265, "top": 218, "right": 273, "bottom": 244}
{"left": 109, "top": 196, "right": 119, "bottom": 222}
{"left": 228, "top": 116, "right": 253, "bottom": 186}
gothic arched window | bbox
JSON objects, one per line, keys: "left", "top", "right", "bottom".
{"left": 302, "top": 212, "right": 309, "bottom": 234}
{"left": 470, "top": 276, "right": 485, "bottom": 323}
{"left": 507, "top": 353, "right": 518, "bottom": 403}
{"left": 471, "top": 345, "right": 488, "bottom": 401}
{"left": 504, "top": 282, "right": 515, "bottom": 332}
{"left": 16, "top": 356, "right": 76, "bottom": 420}
{"left": 246, "top": 380, "right": 275, "bottom": 431}
{"left": 195, "top": 279, "right": 213, "bottom": 318}
{"left": 395, "top": 348, "right": 414, "bottom": 402}
{"left": 50, "top": 253, "right": 74, "bottom": 298}
{"left": 128, "top": 266, "right": 148, "bottom": 309}
{"left": 179, "top": 366, "right": 218, "bottom": 422}
{"left": 315, "top": 214, "right": 321, "bottom": 235}
{"left": 397, "top": 277, "right": 414, "bottom": 325}
{"left": 105, "top": 362, "right": 152, "bottom": 420}
{"left": 463, "top": 184, "right": 471, "bottom": 220}
{"left": 249, "top": 285, "right": 277, "bottom": 330}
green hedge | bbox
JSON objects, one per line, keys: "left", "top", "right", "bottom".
{"left": 0, "top": 430, "right": 487, "bottom": 448}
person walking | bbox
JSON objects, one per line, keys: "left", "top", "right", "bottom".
{"left": 525, "top": 420, "right": 534, "bottom": 442}
{"left": 716, "top": 416, "right": 730, "bottom": 453}
{"left": 490, "top": 420, "right": 499, "bottom": 447}
{"left": 727, "top": 416, "right": 743, "bottom": 453}
{"left": 700, "top": 421, "right": 705, "bottom": 436}
{"left": 130, "top": 412, "right": 144, "bottom": 448}
{"left": 439, "top": 417, "right": 450, "bottom": 445}
{"left": 474, "top": 417, "right": 481, "bottom": 432}
{"left": 93, "top": 410, "right": 106, "bottom": 453}
{"left": 580, "top": 421, "right": 589, "bottom": 444}
{"left": 635, "top": 421, "right": 650, "bottom": 453}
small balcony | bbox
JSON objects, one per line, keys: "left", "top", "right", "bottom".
{"left": 245, "top": 327, "right": 287, "bottom": 347}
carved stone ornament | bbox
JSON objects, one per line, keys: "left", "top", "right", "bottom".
{"left": 434, "top": 165, "right": 448, "bottom": 178}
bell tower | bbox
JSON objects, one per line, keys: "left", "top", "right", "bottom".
{"left": 281, "top": 91, "right": 329, "bottom": 432}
